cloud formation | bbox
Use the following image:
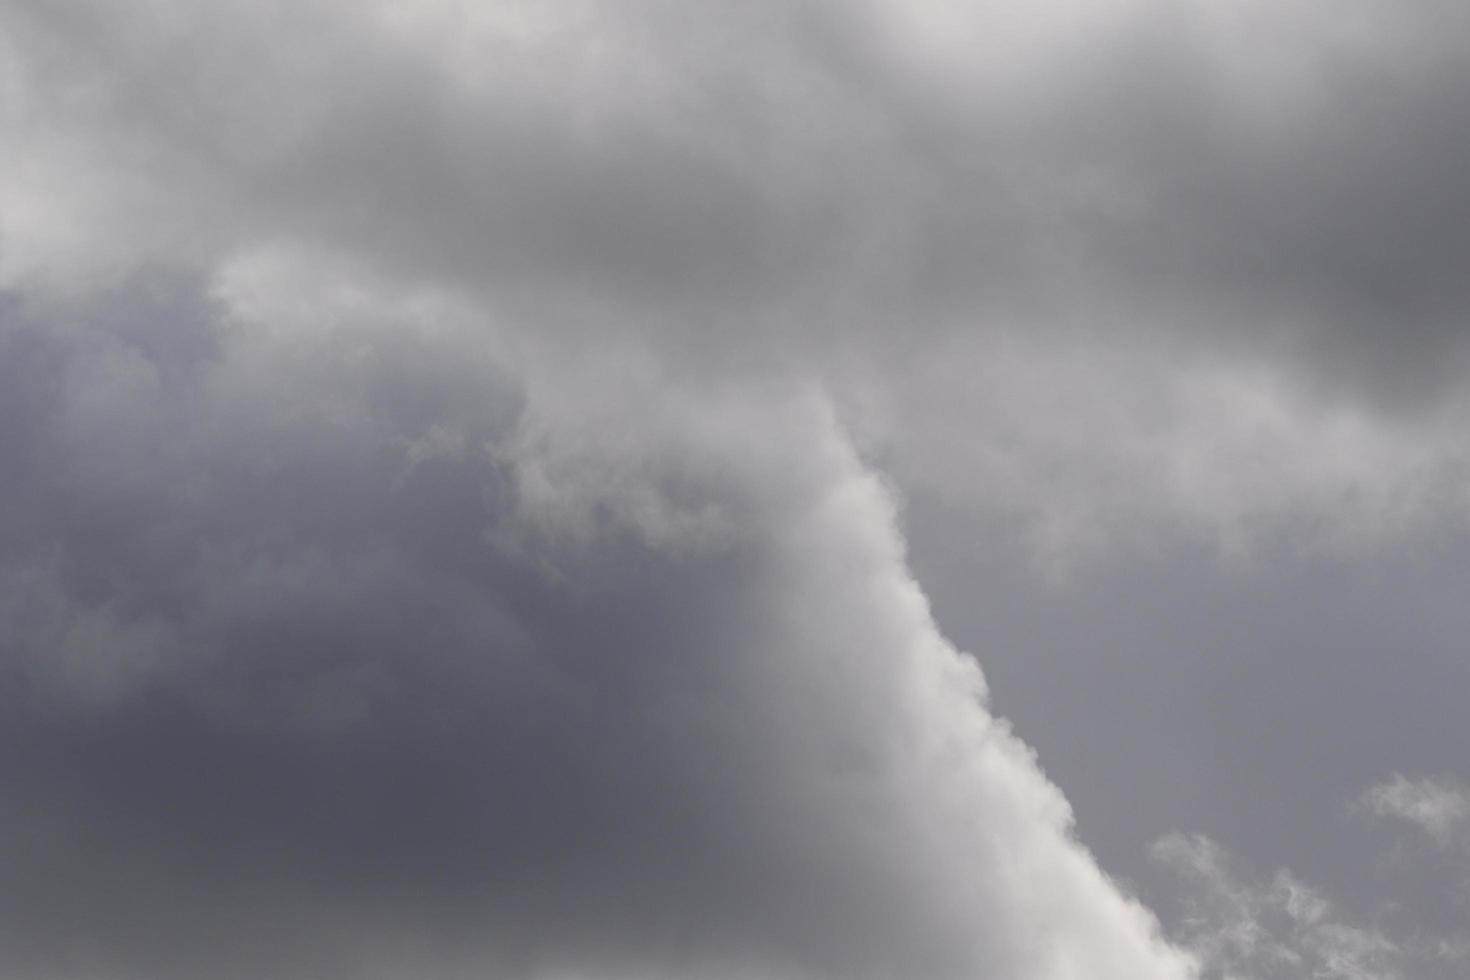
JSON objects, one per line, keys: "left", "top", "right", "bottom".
{"left": 1152, "top": 833, "right": 1406, "bottom": 980}
{"left": 1153, "top": 784, "right": 1470, "bottom": 980}
{"left": 4, "top": 0, "right": 1470, "bottom": 977}
{"left": 1358, "top": 775, "right": 1470, "bottom": 847}
{"left": 0, "top": 272, "right": 1196, "bottom": 978}
{"left": 11, "top": 0, "right": 1470, "bottom": 565}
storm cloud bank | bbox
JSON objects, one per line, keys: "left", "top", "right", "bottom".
{"left": 0, "top": 277, "right": 1192, "bottom": 979}
{"left": 3, "top": 1, "right": 1470, "bottom": 978}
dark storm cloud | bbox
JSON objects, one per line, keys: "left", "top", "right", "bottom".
{"left": 10, "top": 0, "right": 1470, "bottom": 561}
{"left": 5, "top": 1, "right": 1470, "bottom": 978}
{"left": 0, "top": 283, "right": 1192, "bottom": 979}
{"left": 11, "top": 0, "right": 1470, "bottom": 394}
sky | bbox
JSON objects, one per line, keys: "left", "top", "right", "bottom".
{"left": 2, "top": 2, "right": 1469, "bottom": 978}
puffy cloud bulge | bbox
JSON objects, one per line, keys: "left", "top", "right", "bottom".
{"left": 0, "top": 280, "right": 1189, "bottom": 979}
{"left": 2, "top": 0, "right": 1468, "bottom": 977}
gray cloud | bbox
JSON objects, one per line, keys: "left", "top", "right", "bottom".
{"left": 0, "top": 279, "right": 1193, "bottom": 978}
{"left": 11, "top": 1, "right": 1470, "bottom": 373}
{"left": 1152, "top": 833, "right": 1407, "bottom": 980}
{"left": 10, "top": 0, "right": 1470, "bottom": 563}
{"left": 1152, "top": 807, "right": 1470, "bottom": 980}
{"left": 1358, "top": 775, "right": 1470, "bottom": 847}
{"left": 4, "top": 0, "right": 1470, "bottom": 977}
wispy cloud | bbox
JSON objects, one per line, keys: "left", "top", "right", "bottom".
{"left": 1154, "top": 831, "right": 1408, "bottom": 980}
{"left": 1156, "top": 774, "right": 1470, "bottom": 980}
{"left": 1356, "top": 775, "right": 1470, "bottom": 847}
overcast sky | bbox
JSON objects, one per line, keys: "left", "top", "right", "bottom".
{"left": 3, "top": 2, "right": 1470, "bottom": 978}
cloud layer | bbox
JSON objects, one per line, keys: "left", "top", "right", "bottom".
{"left": 0, "top": 272, "right": 1195, "bottom": 978}
{"left": 5, "top": 1, "right": 1470, "bottom": 977}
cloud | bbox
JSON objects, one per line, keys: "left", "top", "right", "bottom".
{"left": 11, "top": 0, "right": 1470, "bottom": 566}
{"left": 4, "top": 0, "right": 1470, "bottom": 976}
{"left": 1357, "top": 774, "right": 1470, "bottom": 847}
{"left": 836, "top": 331, "right": 1470, "bottom": 570}
{"left": 0, "top": 264, "right": 1199, "bottom": 978}
{"left": 1154, "top": 771, "right": 1470, "bottom": 980}
{"left": 1152, "top": 833, "right": 1406, "bottom": 980}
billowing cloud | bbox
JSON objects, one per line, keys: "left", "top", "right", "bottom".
{"left": 0, "top": 271, "right": 1195, "bottom": 978}
{"left": 4, "top": 0, "right": 1470, "bottom": 977}
{"left": 10, "top": 0, "right": 1470, "bottom": 565}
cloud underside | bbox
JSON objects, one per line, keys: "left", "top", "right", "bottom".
{"left": 0, "top": 280, "right": 1190, "bottom": 979}
{"left": 3, "top": 1, "right": 1469, "bottom": 977}
{"left": 9, "top": 0, "right": 1470, "bottom": 561}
